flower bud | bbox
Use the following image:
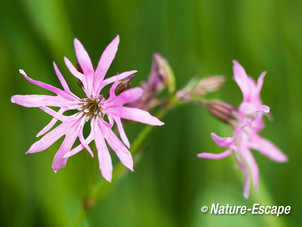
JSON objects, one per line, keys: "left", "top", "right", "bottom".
{"left": 177, "top": 76, "right": 225, "bottom": 102}
{"left": 115, "top": 75, "right": 135, "bottom": 95}
{"left": 128, "top": 53, "right": 174, "bottom": 110}
{"left": 77, "top": 62, "right": 84, "bottom": 74}
{"left": 193, "top": 76, "right": 225, "bottom": 96}
{"left": 175, "top": 78, "right": 196, "bottom": 101}
{"left": 154, "top": 53, "right": 175, "bottom": 93}
{"left": 206, "top": 100, "right": 239, "bottom": 126}
{"left": 77, "top": 61, "right": 85, "bottom": 89}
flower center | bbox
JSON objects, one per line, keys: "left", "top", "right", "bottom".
{"left": 80, "top": 97, "right": 103, "bottom": 120}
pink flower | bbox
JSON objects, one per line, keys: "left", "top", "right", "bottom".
{"left": 198, "top": 60, "right": 287, "bottom": 198}
{"left": 11, "top": 35, "right": 164, "bottom": 182}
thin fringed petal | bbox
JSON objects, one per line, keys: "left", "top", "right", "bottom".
{"left": 63, "top": 131, "right": 94, "bottom": 158}
{"left": 105, "top": 106, "right": 164, "bottom": 126}
{"left": 242, "top": 148, "right": 259, "bottom": 191}
{"left": 52, "top": 122, "right": 80, "bottom": 172}
{"left": 238, "top": 133, "right": 259, "bottom": 191}
{"left": 27, "top": 121, "right": 74, "bottom": 154}
{"left": 197, "top": 149, "right": 232, "bottom": 159}
{"left": 74, "top": 38, "right": 94, "bottom": 77}
{"left": 250, "top": 113, "right": 265, "bottom": 132}
{"left": 38, "top": 106, "right": 69, "bottom": 122}
{"left": 114, "top": 116, "right": 130, "bottom": 148}
{"left": 94, "top": 35, "right": 120, "bottom": 93}
{"left": 53, "top": 62, "right": 72, "bottom": 93}
{"left": 111, "top": 87, "right": 144, "bottom": 106}
{"left": 11, "top": 95, "right": 71, "bottom": 108}
{"left": 248, "top": 134, "right": 288, "bottom": 162}
{"left": 232, "top": 60, "right": 250, "bottom": 102}
{"left": 234, "top": 152, "right": 250, "bottom": 199}
{"left": 107, "top": 79, "right": 119, "bottom": 101}
{"left": 256, "top": 71, "right": 266, "bottom": 96}
{"left": 77, "top": 121, "right": 94, "bottom": 157}
{"left": 64, "top": 57, "right": 86, "bottom": 83}
{"left": 36, "top": 108, "right": 65, "bottom": 137}
{"left": 210, "top": 132, "right": 234, "bottom": 147}
{"left": 94, "top": 121, "right": 113, "bottom": 182}
{"left": 64, "top": 56, "right": 94, "bottom": 97}
{"left": 97, "top": 70, "right": 137, "bottom": 93}
{"left": 241, "top": 163, "right": 250, "bottom": 199}
{"left": 239, "top": 102, "right": 270, "bottom": 115}
{"left": 108, "top": 115, "right": 114, "bottom": 127}
{"left": 64, "top": 119, "right": 95, "bottom": 158}
{"left": 99, "top": 119, "right": 133, "bottom": 171}
{"left": 19, "top": 70, "right": 76, "bottom": 100}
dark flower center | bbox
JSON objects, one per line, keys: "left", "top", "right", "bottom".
{"left": 80, "top": 97, "right": 103, "bottom": 120}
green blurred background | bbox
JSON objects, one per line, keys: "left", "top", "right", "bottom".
{"left": 1, "top": 0, "right": 301, "bottom": 226}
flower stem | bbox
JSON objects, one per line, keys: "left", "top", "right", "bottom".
{"left": 71, "top": 208, "right": 89, "bottom": 227}
{"left": 89, "top": 109, "right": 167, "bottom": 202}
{"left": 72, "top": 94, "right": 208, "bottom": 226}
{"left": 230, "top": 157, "right": 286, "bottom": 227}
{"left": 250, "top": 178, "right": 286, "bottom": 227}
{"left": 72, "top": 109, "right": 168, "bottom": 227}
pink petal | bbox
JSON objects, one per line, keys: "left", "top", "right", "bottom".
{"left": 245, "top": 77, "right": 258, "bottom": 103}
{"left": 73, "top": 38, "right": 94, "bottom": 77}
{"left": 114, "top": 116, "right": 130, "bottom": 148}
{"left": 241, "top": 163, "right": 251, "bottom": 199}
{"left": 64, "top": 57, "right": 87, "bottom": 86}
{"left": 239, "top": 141, "right": 259, "bottom": 191}
{"left": 248, "top": 134, "right": 288, "bottom": 162}
{"left": 210, "top": 132, "right": 234, "bottom": 147}
{"left": 38, "top": 106, "right": 69, "bottom": 122}
{"left": 77, "top": 121, "right": 94, "bottom": 157}
{"left": 111, "top": 87, "right": 144, "bottom": 106}
{"left": 256, "top": 71, "right": 266, "bottom": 96}
{"left": 19, "top": 70, "right": 74, "bottom": 100}
{"left": 63, "top": 140, "right": 95, "bottom": 158}
{"left": 232, "top": 60, "right": 251, "bottom": 102}
{"left": 53, "top": 62, "right": 71, "bottom": 93}
{"left": 63, "top": 120, "right": 95, "bottom": 158}
{"left": 94, "top": 121, "right": 113, "bottom": 182}
{"left": 36, "top": 108, "right": 65, "bottom": 137}
{"left": 249, "top": 113, "right": 265, "bottom": 132}
{"left": 11, "top": 95, "right": 70, "bottom": 108}
{"left": 94, "top": 35, "right": 120, "bottom": 93}
{"left": 64, "top": 57, "right": 94, "bottom": 96}
{"left": 104, "top": 106, "right": 164, "bottom": 126}
{"left": 197, "top": 148, "right": 232, "bottom": 159}
{"left": 239, "top": 102, "right": 270, "bottom": 115}
{"left": 107, "top": 79, "right": 119, "bottom": 100}
{"left": 27, "top": 120, "right": 75, "bottom": 154}
{"left": 99, "top": 119, "right": 133, "bottom": 171}
{"left": 108, "top": 115, "right": 114, "bottom": 127}
{"left": 97, "top": 70, "right": 138, "bottom": 94}
{"left": 234, "top": 152, "right": 250, "bottom": 199}
{"left": 52, "top": 121, "right": 80, "bottom": 172}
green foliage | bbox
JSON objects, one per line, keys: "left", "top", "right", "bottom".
{"left": 1, "top": 0, "right": 301, "bottom": 226}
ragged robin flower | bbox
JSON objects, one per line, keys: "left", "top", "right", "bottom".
{"left": 198, "top": 60, "right": 287, "bottom": 198}
{"left": 11, "top": 35, "right": 164, "bottom": 182}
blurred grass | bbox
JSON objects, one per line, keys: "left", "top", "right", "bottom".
{"left": 1, "top": 0, "right": 302, "bottom": 226}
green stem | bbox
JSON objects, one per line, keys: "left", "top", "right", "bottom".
{"left": 71, "top": 209, "right": 88, "bottom": 227}
{"left": 251, "top": 178, "right": 285, "bottom": 227}
{"left": 71, "top": 109, "right": 168, "bottom": 227}
{"left": 89, "top": 109, "right": 167, "bottom": 202}
{"left": 231, "top": 157, "right": 285, "bottom": 227}
{"left": 71, "top": 94, "right": 204, "bottom": 226}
